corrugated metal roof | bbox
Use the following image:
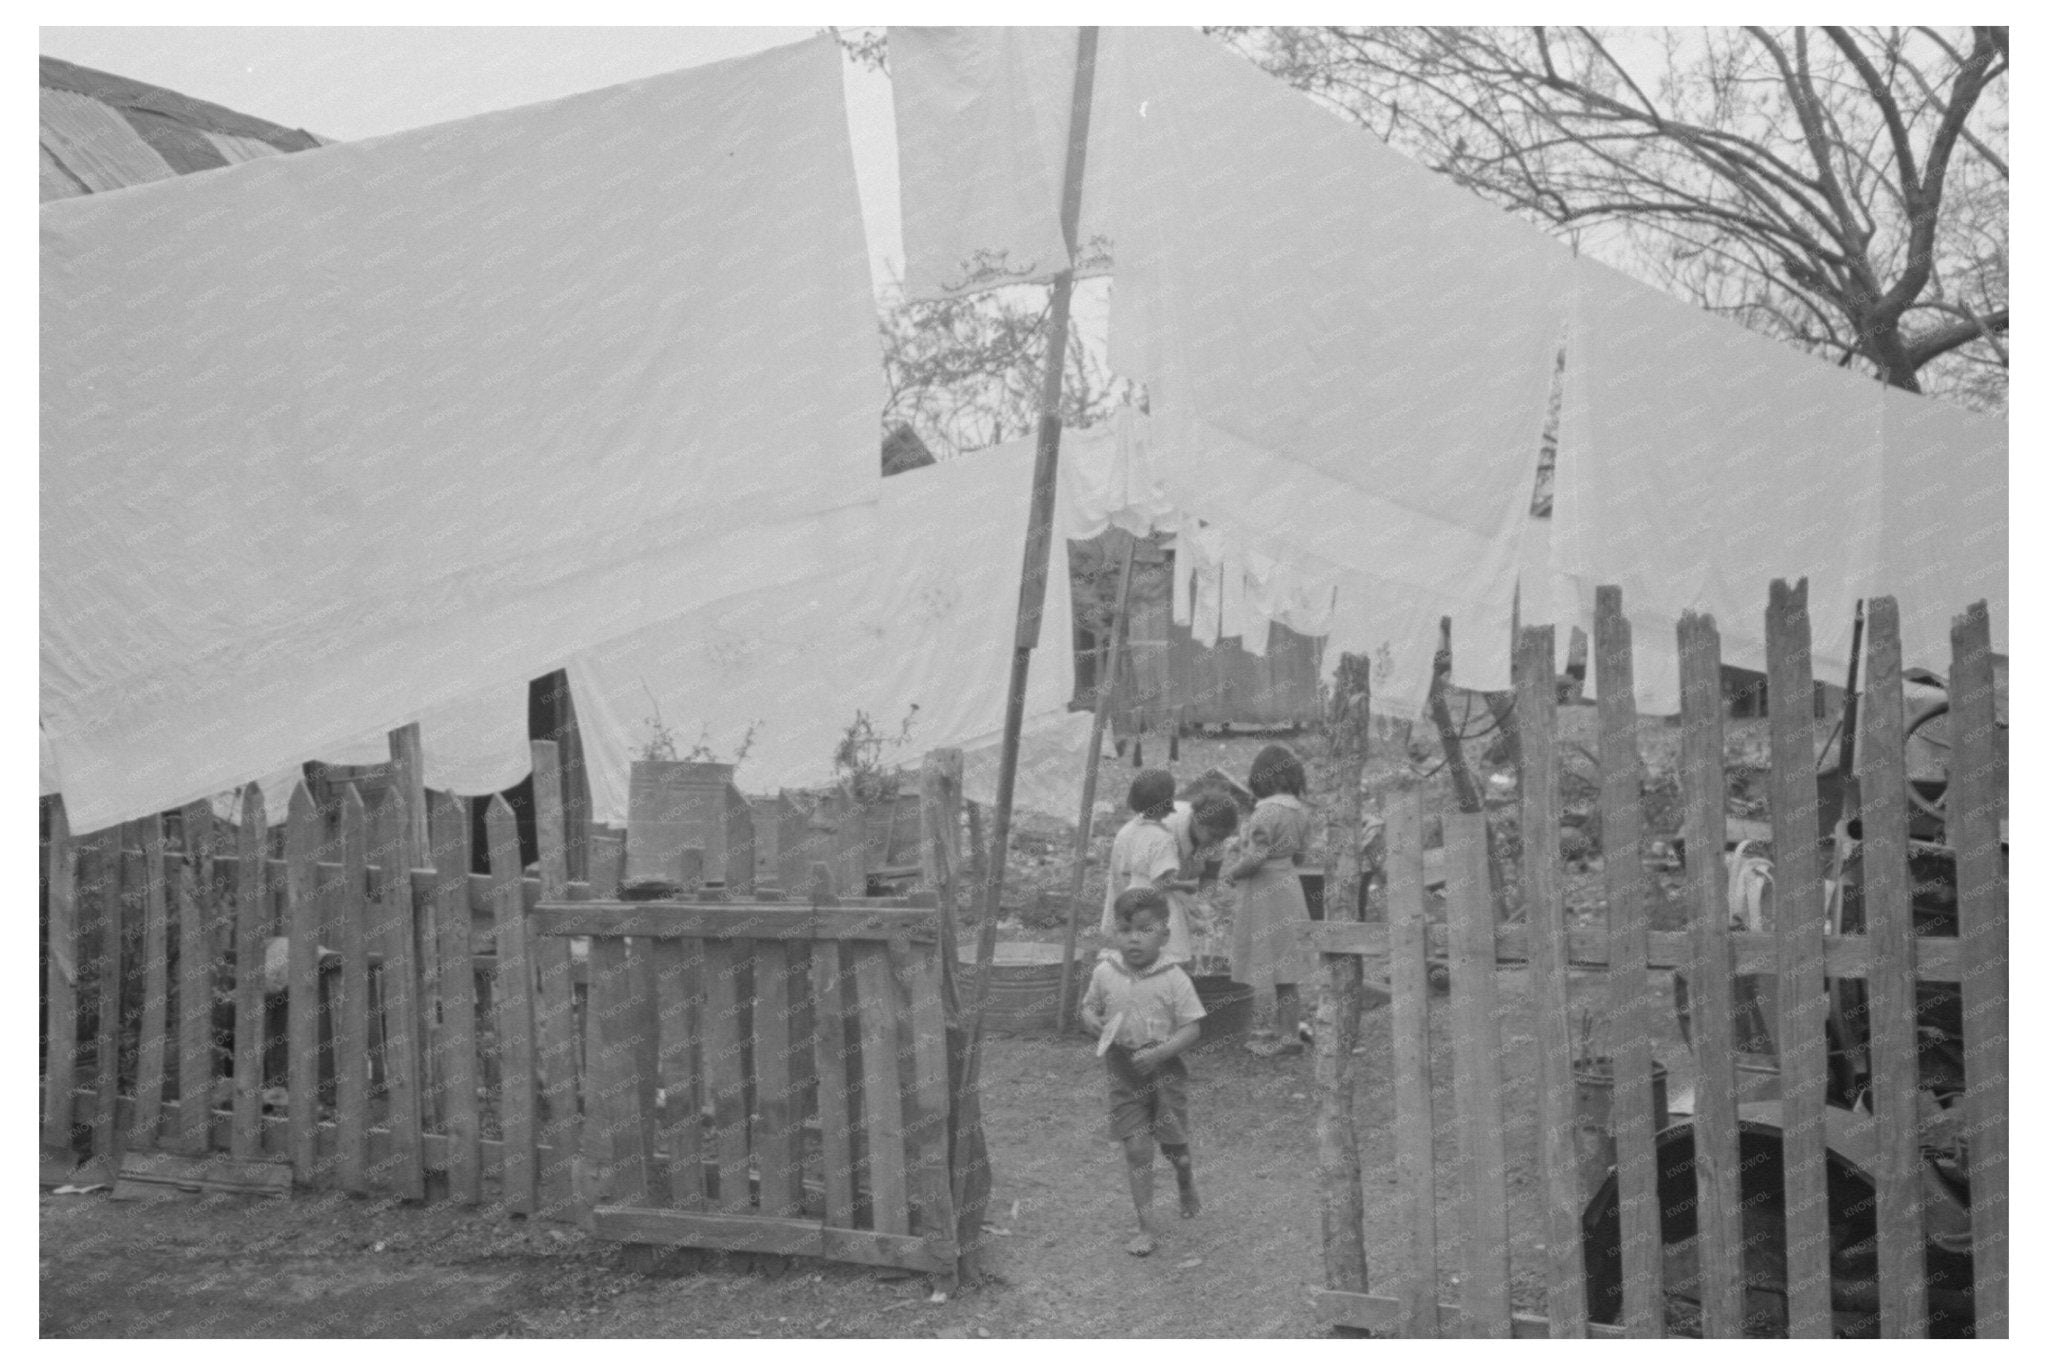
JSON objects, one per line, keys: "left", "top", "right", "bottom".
{"left": 39, "top": 54, "right": 324, "bottom": 201}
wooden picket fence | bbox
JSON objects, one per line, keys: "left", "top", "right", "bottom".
{"left": 39, "top": 738, "right": 971, "bottom": 1276}
{"left": 1311, "top": 584, "right": 2007, "bottom": 1338}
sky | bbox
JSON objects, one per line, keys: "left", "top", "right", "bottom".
{"left": 38, "top": 25, "right": 912, "bottom": 295}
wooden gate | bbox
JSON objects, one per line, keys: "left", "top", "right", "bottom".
{"left": 529, "top": 896, "right": 958, "bottom": 1273}
{"left": 40, "top": 738, "right": 967, "bottom": 1278}
{"left": 1311, "top": 584, "right": 2007, "bottom": 1338}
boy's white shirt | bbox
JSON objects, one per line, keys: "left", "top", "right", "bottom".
{"left": 1088, "top": 948, "right": 1206, "bottom": 1048}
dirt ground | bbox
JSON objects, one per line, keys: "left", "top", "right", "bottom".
{"left": 40, "top": 701, "right": 1728, "bottom": 1338}
{"left": 40, "top": 971, "right": 1693, "bottom": 1340}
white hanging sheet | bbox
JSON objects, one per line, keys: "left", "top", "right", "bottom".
{"left": 1094, "top": 27, "right": 1570, "bottom": 546}
{"left": 1876, "top": 388, "right": 2008, "bottom": 671}
{"left": 247, "top": 682, "right": 534, "bottom": 810}
{"left": 889, "top": 26, "right": 1114, "bottom": 300}
{"left": 569, "top": 438, "right": 1079, "bottom": 825}
{"left": 1556, "top": 252, "right": 1892, "bottom": 716}
{"left": 41, "top": 37, "right": 881, "bottom": 834}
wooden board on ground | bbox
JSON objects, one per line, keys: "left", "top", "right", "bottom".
{"left": 109, "top": 1150, "right": 292, "bottom": 1200}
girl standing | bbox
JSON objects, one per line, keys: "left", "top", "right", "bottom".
{"left": 1224, "top": 743, "right": 1316, "bottom": 1055}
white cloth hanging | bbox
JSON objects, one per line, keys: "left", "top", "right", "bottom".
{"left": 569, "top": 437, "right": 1080, "bottom": 825}
{"left": 40, "top": 37, "right": 881, "bottom": 833}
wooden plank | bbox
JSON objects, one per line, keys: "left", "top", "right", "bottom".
{"left": 335, "top": 788, "right": 372, "bottom": 1194}
{"left": 1949, "top": 601, "right": 2008, "bottom": 1338}
{"left": 590, "top": 1206, "right": 957, "bottom": 1274}
{"left": 283, "top": 785, "right": 320, "bottom": 1184}
{"left": 1313, "top": 1289, "right": 1627, "bottom": 1340}
{"left": 1859, "top": 597, "right": 1928, "bottom": 1337}
{"left": 111, "top": 1149, "right": 292, "bottom": 1200}
{"left": 430, "top": 789, "right": 482, "bottom": 1205}
{"left": 585, "top": 936, "right": 648, "bottom": 1203}
{"left": 1765, "top": 579, "right": 1832, "bottom": 1338}
{"left": 1676, "top": 612, "right": 1744, "bottom": 1337}
{"left": 752, "top": 941, "right": 801, "bottom": 1219}
{"left": 386, "top": 728, "right": 438, "bottom": 1141}
{"left": 530, "top": 739, "right": 580, "bottom": 1219}
{"left": 810, "top": 941, "right": 856, "bottom": 1227}
{"left": 1302, "top": 919, "right": 1964, "bottom": 982}
{"left": 531, "top": 903, "right": 938, "bottom": 943}
{"left": 895, "top": 941, "right": 954, "bottom": 1247}
{"left": 174, "top": 802, "right": 216, "bottom": 1158}
{"left": 853, "top": 941, "right": 910, "bottom": 1236}
{"left": 1385, "top": 786, "right": 1440, "bottom": 1338}
{"left": 1513, "top": 628, "right": 1588, "bottom": 1335}
{"left": 700, "top": 937, "right": 752, "bottom": 1213}
{"left": 42, "top": 798, "right": 79, "bottom": 1163}
{"left": 1443, "top": 811, "right": 1511, "bottom": 1338}
{"left": 130, "top": 818, "right": 171, "bottom": 1152}
{"left": 652, "top": 938, "right": 705, "bottom": 1211}
{"left": 95, "top": 829, "right": 137, "bottom": 1173}
{"left": 1593, "top": 588, "right": 1663, "bottom": 1336}
{"left": 230, "top": 789, "right": 267, "bottom": 1161}
{"left": 371, "top": 792, "right": 426, "bottom": 1201}
{"left": 486, "top": 796, "right": 538, "bottom": 1217}
{"left": 626, "top": 938, "right": 663, "bottom": 1194}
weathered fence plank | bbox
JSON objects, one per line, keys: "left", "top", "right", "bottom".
{"left": 587, "top": 936, "right": 648, "bottom": 1203}
{"left": 1386, "top": 786, "right": 1440, "bottom": 1337}
{"left": 1514, "top": 627, "right": 1589, "bottom": 1335}
{"left": 42, "top": 799, "right": 78, "bottom": 1165}
{"left": 854, "top": 941, "right": 910, "bottom": 1237}
{"left": 753, "top": 941, "right": 801, "bottom": 1219}
{"left": 335, "top": 789, "right": 371, "bottom": 1192}
{"left": 1766, "top": 579, "right": 1833, "bottom": 1338}
{"left": 702, "top": 937, "right": 752, "bottom": 1213}
{"left": 653, "top": 938, "right": 705, "bottom": 1211}
{"left": 894, "top": 940, "right": 952, "bottom": 1246}
{"left": 430, "top": 788, "right": 481, "bottom": 1205}
{"left": 1594, "top": 588, "right": 1663, "bottom": 1336}
{"left": 174, "top": 802, "right": 215, "bottom": 1157}
{"left": 811, "top": 941, "right": 856, "bottom": 1228}
{"left": 1860, "top": 597, "right": 1929, "bottom": 1337}
{"left": 1950, "top": 602, "right": 2007, "bottom": 1337}
{"left": 285, "top": 785, "right": 321, "bottom": 1184}
{"left": 1443, "top": 811, "right": 1511, "bottom": 1337}
{"left": 372, "top": 792, "right": 425, "bottom": 1201}
{"left": 1677, "top": 612, "right": 1745, "bottom": 1336}
{"left": 486, "top": 795, "right": 538, "bottom": 1216}
{"left": 231, "top": 788, "right": 267, "bottom": 1161}
{"left": 530, "top": 740, "right": 579, "bottom": 1217}
{"left": 131, "top": 817, "right": 170, "bottom": 1152}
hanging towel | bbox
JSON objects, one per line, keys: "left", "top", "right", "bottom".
{"left": 40, "top": 37, "right": 880, "bottom": 833}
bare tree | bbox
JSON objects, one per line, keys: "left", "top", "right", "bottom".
{"left": 878, "top": 283, "right": 1126, "bottom": 460}
{"left": 1222, "top": 26, "right": 2008, "bottom": 408}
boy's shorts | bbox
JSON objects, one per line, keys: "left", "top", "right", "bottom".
{"left": 1104, "top": 1048, "right": 1190, "bottom": 1145}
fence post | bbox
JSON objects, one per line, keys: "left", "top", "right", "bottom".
{"left": 1950, "top": 601, "right": 2007, "bottom": 1337}
{"left": 336, "top": 787, "right": 372, "bottom": 1194}
{"left": 1444, "top": 811, "right": 1511, "bottom": 1337}
{"left": 531, "top": 739, "right": 580, "bottom": 1219}
{"left": 41, "top": 798, "right": 77, "bottom": 1170}
{"left": 486, "top": 795, "right": 538, "bottom": 1216}
{"left": 1676, "top": 613, "right": 1744, "bottom": 1336}
{"left": 1860, "top": 598, "right": 1929, "bottom": 1336}
{"left": 285, "top": 784, "right": 320, "bottom": 1184}
{"left": 1315, "top": 652, "right": 1371, "bottom": 1303}
{"left": 1765, "top": 579, "right": 1834, "bottom": 1338}
{"left": 174, "top": 801, "right": 215, "bottom": 1158}
{"left": 1514, "top": 627, "right": 1588, "bottom": 1335}
{"left": 1386, "top": 784, "right": 1440, "bottom": 1337}
{"left": 230, "top": 787, "right": 268, "bottom": 1162}
{"left": 1593, "top": 589, "right": 1664, "bottom": 1335}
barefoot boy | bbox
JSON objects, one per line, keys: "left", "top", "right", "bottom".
{"left": 1079, "top": 886, "right": 1207, "bottom": 1255}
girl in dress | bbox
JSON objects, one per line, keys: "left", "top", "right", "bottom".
{"left": 1224, "top": 743, "right": 1316, "bottom": 1055}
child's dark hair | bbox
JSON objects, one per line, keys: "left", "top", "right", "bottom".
{"left": 1112, "top": 885, "right": 1170, "bottom": 928}
{"left": 1127, "top": 768, "right": 1175, "bottom": 819}
{"left": 1188, "top": 791, "right": 1239, "bottom": 838}
{"left": 1248, "top": 743, "right": 1307, "bottom": 799}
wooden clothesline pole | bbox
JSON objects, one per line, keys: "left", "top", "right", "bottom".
{"left": 951, "top": 23, "right": 1099, "bottom": 1273}
{"left": 1056, "top": 532, "right": 1138, "bottom": 1032}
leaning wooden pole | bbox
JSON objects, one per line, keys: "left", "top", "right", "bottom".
{"left": 1315, "top": 653, "right": 1372, "bottom": 1304}
{"left": 1056, "top": 534, "right": 1138, "bottom": 1031}
{"left": 952, "top": 27, "right": 1100, "bottom": 1271}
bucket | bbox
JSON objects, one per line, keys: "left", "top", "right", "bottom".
{"left": 1572, "top": 1056, "right": 1671, "bottom": 1205}
{"left": 953, "top": 942, "right": 1082, "bottom": 1033}
{"left": 1190, "top": 974, "right": 1253, "bottom": 1046}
